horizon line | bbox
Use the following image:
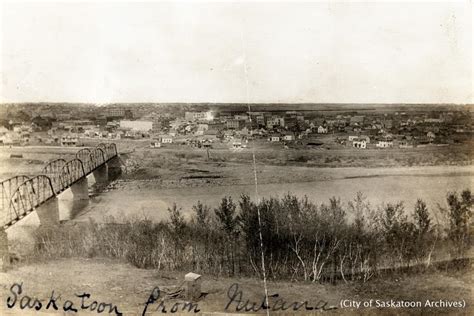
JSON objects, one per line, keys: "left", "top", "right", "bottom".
{"left": 1, "top": 102, "right": 473, "bottom": 106}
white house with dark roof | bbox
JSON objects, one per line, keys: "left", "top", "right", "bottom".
{"left": 352, "top": 138, "right": 367, "bottom": 149}
{"left": 317, "top": 126, "right": 328, "bottom": 134}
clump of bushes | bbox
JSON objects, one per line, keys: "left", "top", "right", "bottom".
{"left": 31, "top": 190, "right": 472, "bottom": 283}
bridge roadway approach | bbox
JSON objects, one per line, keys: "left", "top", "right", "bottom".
{"left": 0, "top": 143, "right": 121, "bottom": 270}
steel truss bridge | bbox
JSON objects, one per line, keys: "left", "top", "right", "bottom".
{"left": 0, "top": 143, "right": 118, "bottom": 229}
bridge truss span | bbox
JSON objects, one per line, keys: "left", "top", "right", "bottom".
{"left": 1, "top": 143, "right": 118, "bottom": 228}
{"left": 59, "top": 158, "right": 86, "bottom": 189}
{"left": 8, "top": 175, "right": 55, "bottom": 225}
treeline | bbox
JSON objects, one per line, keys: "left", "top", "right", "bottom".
{"left": 33, "top": 190, "right": 472, "bottom": 283}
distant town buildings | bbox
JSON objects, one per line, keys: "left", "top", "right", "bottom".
{"left": 0, "top": 103, "right": 471, "bottom": 152}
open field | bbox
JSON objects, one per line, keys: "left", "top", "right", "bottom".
{"left": 1, "top": 139, "right": 472, "bottom": 179}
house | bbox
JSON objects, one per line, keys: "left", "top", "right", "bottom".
{"left": 283, "top": 133, "right": 295, "bottom": 141}
{"left": 226, "top": 119, "right": 243, "bottom": 129}
{"left": 317, "top": 126, "right": 328, "bottom": 134}
{"left": 376, "top": 140, "right": 393, "bottom": 148}
{"left": 255, "top": 115, "right": 265, "bottom": 126}
{"left": 266, "top": 117, "right": 284, "bottom": 129}
{"left": 202, "top": 140, "right": 212, "bottom": 148}
{"left": 13, "top": 125, "right": 32, "bottom": 133}
{"left": 161, "top": 135, "right": 173, "bottom": 144}
{"left": 352, "top": 139, "right": 367, "bottom": 149}
{"left": 269, "top": 134, "right": 280, "bottom": 142}
{"left": 20, "top": 132, "right": 30, "bottom": 143}
{"left": 150, "top": 141, "right": 161, "bottom": 148}
{"left": 61, "top": 135, "right": 78, "bottom": 146}
{"left": 232, "top": 139, "right": 243, "bottom": 149}
{"left": 1, "top": 132, "right": 21, "bottom": 146}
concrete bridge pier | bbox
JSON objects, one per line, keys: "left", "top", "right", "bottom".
{"left": 107, "top": 156, "right": 122, "bottom": 180}
{"left": 67, "top": 177, "right": 90, "bottom": 217}
{"left": 36, "top": 196, "right": 60, "bottom": 226}
{"left": 93, "top": 164, "right": 109, "bottom": 188}
{"left": 70, "top": 177, "right": 89, "bottom": 200}
{"left": 0, "top": 229, "right": 9, "bottom": 271}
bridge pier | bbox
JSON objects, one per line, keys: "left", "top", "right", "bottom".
{"left": 36, "top": 196, "right": 60, "bottom": 226}
{"left": 107, "top": 157, "right": 122, "bottom": 180}
{"left": 93, "top": 164, "right": 109, "bottom": 187}
{"left": 62, "top": 177, "right": 89, "bottom": 219}
{"left": 64, "top": 177, "right": 90, "bottom": 219}
{"left": 0, "top": 229, "right": 9, "bottom": 271}
{"left": 70, "top": 177, "right": 89, "bottom": 200}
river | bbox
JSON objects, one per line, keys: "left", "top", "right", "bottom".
{"left": 74, "top": 166, "right": 473, "bottom": 223}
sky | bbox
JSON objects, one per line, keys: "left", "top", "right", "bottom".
{"left": 0, "top": 0, "right": 472, "bottom": 104}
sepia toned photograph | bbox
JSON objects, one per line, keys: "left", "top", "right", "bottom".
{"left": 0, "top": 0, "right": 472, "bottom": 315}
